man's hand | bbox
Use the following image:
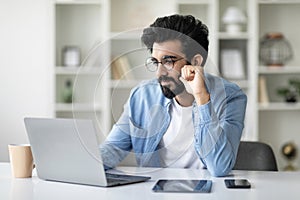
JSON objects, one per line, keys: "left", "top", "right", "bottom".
{"left": 180, "top": 65, "right": 210, "bottom": 105}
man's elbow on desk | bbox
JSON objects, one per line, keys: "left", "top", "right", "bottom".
{"left": 204, "top": 156, "right": 235, "bottom": 177}
{"left": 208, "top": 165, "right": 232, "bottom": 177}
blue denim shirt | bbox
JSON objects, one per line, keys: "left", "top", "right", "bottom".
{"left": 100, "top": 73, "right": 247, "bottom": 177}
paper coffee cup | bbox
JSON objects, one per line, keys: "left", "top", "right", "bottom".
{"left": 8, "top": 144, "right": 34, "bottom": 178}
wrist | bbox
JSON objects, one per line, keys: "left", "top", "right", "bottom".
{"left": 195, "top": 92, "right": 210, "bottom": 105}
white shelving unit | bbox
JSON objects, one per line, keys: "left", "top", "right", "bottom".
{"left": 217, "top": 0, "right": 257, "bottom": 141}
{"left": 53, "top": 0, "right": 110, "bottom": 142}
{"left": 53, "top": 0, "right": 256, "bottom": 140}
{"left": 257, "top": 0, "right": 300, "bottom": 170}
{"left": 52, "top": 0, "right": 300, "bottom": 170}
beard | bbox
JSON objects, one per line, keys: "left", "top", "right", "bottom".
{"left": 158, "top": 75, "right": 185, "bottom": 99}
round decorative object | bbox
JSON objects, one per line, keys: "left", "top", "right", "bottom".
{"left": 259, "top": 33, "right": 293, "bottom": 66}
{"left": 282, "top": 142, "right": 297, "bottom": 160}
{"left": 281, "top": 141, "right": 297, "bottom": 171}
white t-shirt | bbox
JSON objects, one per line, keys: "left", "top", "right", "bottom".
{"left": 159, "top": 99, "right": 203, "bottom": 169}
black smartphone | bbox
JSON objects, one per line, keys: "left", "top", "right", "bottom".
{"left": 152, "top": 179, "right": 212, "bottom": 193}
{"left": 224, "top": 179, "right": 251, "bottom": 189}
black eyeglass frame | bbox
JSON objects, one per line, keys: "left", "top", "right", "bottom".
{"left": 145, "top": 56, "right": 185, "bottom": 72}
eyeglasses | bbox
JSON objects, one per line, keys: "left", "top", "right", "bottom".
{"left": 145, "top": 56, "right": 184, "bottom": 72}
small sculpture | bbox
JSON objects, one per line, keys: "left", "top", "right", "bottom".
{"left": 281, "top": 141, "right": 297, "bottom": 171}
{"left": 222, "top": 7, "right": 247, "bottom": 33}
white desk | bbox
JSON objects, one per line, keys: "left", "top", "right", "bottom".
{"left": 1, "top": 162, "right": 300, "bottom": 200}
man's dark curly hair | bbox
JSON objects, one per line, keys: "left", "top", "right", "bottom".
{"left": 141, "top": 14, "right": 209, "bottom": 66}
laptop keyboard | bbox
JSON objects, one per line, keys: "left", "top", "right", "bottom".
{"left": 106, "top": 173, "right": 140, "bottom": 180}
{"left": 105, "top": 173, "right": 150, "bottom": 186}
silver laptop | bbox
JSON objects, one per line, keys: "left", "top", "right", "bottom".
{"left": 24, "top": 117, "right": 150, "bottom": 187}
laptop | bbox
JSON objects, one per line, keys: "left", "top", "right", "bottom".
{"left": 24, "top": 117, "right": 150, "bottom": 187}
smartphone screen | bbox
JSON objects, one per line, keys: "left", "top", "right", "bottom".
{"left": 224, "top": 179, "right": 251, "bottom": 189}
{"left": 152, "top": 179, "right": 212, "bottom": 193}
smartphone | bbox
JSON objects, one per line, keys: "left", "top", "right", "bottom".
{"left": 224, "top": 179, "right": 251, "bottom": 189}
{"left": 152, "top": 179, "right": 212, "bottom": 193}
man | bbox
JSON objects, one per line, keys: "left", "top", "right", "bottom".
{"left": 100, "top": 14, "right": 247, "bottom": 177}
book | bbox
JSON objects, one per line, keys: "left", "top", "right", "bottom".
{"left": 111, "top": 61, "right": 121, "bottom": 80}
{"left": 221, "top": 49, "right": 245, "bottom": 79}
{"left": 258, "top": 75, "right": 269, "bottom": 104}
{"left": 111, "top": 56, "right": 135, "bottom": 80}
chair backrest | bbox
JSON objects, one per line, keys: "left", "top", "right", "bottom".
{"left": 233, "top": 141, "right": 278, "bottom": 171}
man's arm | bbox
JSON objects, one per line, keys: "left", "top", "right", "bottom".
{"left": 193, "top": 88, "right": 247, "bottom": 177}
{"left": 181, "top": 63, "right": 247, "bottom": 176}
{"left": 99, "top": 102, "right": 132, "bottom": 170}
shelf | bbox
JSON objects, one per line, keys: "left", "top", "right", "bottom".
{"left": 55, "top": 0, "right": 103, "bottom": 5}
{"left": 110, "top": 80, "right": 140, "bottom": 89}
{"left": 176, "top": 0, "right": 210, "bottom": 4}
{"left": 259, "top": 102, "right": 300, "bottom": 111}
{"left": 55, "top": 66, "right": 101, "bottom": 75}
{"left": 56, "top": 103, "right": 102, "bottom": 112}
{"left": 258, "top": 66, "right": 300, "bottom": 74}
{"left": 259, "top": 0, "right": 300, "bottom": 4}
{"left": 218, "top": 32, "right": 250, "bottom": 40}
{"left": 110, "top": 31, "right": 142, "bottom": 40}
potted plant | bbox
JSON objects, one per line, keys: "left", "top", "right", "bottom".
{"left": 277, "top": 79, "right": 300, "bottom": 103}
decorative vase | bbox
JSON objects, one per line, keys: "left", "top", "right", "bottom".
{"left": 259, "top": 33, "right": 293, "bottom": 66}
{"left": 62, "top": 46, "right": 81, "bottom": 67}
{"left": 62, "top": 80, "right": 73, "bottom": 103}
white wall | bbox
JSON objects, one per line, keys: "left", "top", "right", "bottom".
{"left": 0, "top": 0, "right": 54, "bottom": 161}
